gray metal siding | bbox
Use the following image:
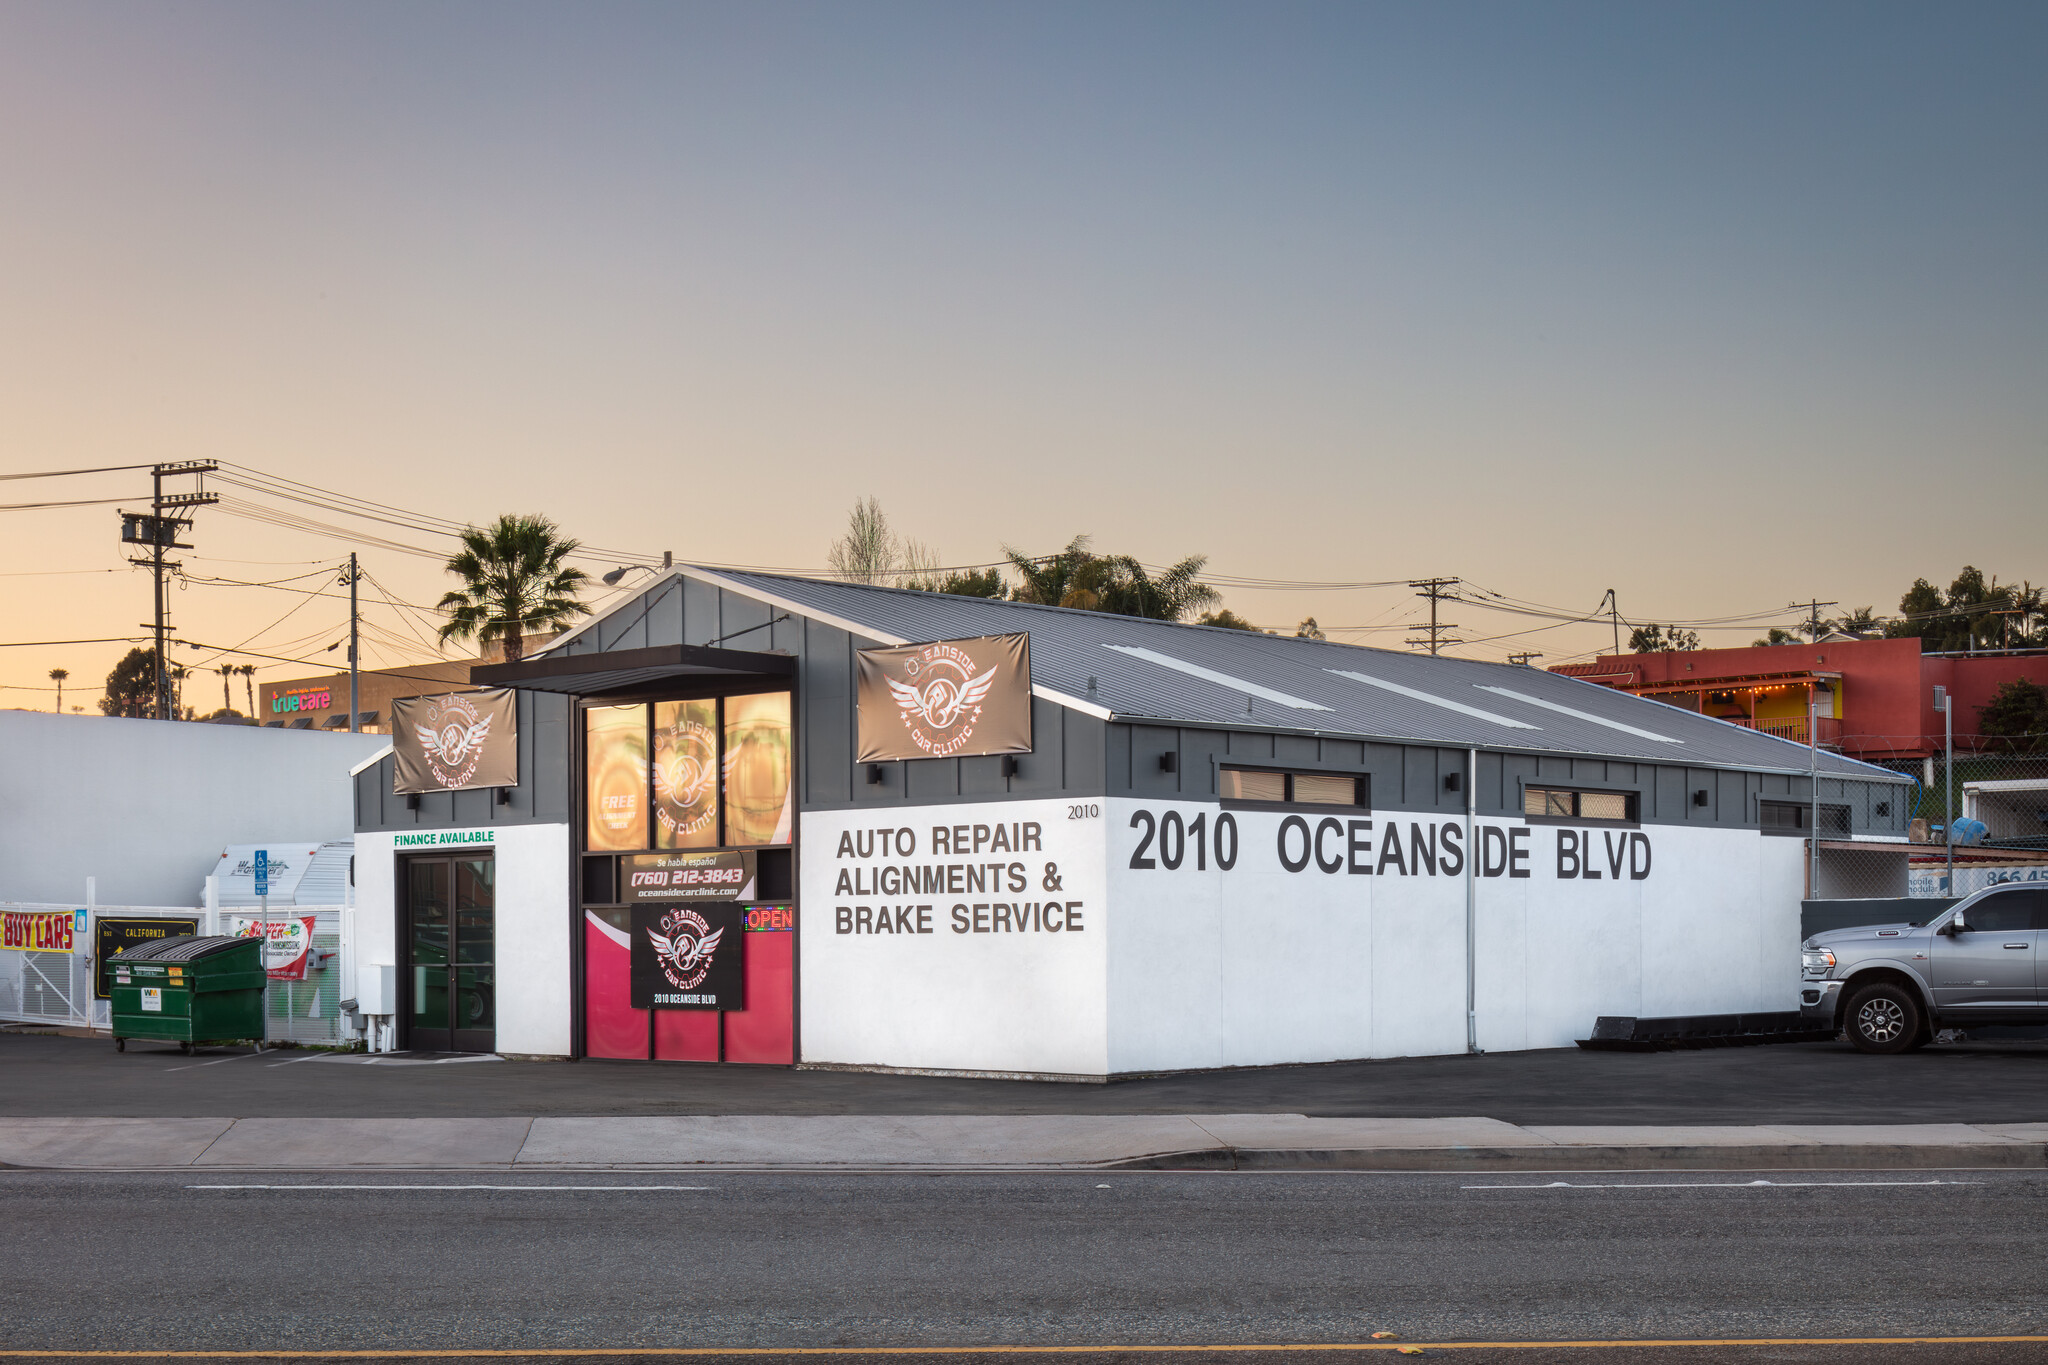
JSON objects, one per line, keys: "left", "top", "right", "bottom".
{"left": 1096, "top": 720, "right": 1902, "bottom": 836}
{"left": 355, "top": 686, "right": 574, "bottom": 834}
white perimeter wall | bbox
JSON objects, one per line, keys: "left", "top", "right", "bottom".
{"left": 799, "top": 793, "right": 1807, "bottom": 1078}
{"left": 353, "top": 823, "right": 572, "bottom": 1058}
{"left": 800, "top": 797, "right": 1109, "bottom": 1076}
{"left": 1105, "top": 798, "right": 1807, "bottom": 1072}
{"left": 0, "top": 712, "right": 385, "bottom": 906}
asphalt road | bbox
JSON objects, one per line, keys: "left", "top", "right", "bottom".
{"left": 3, "top": 1170, "right": 2046, "bottom": 1362}
{"left": 5, "top": 1031, "right": 2046, "bottom": 1124}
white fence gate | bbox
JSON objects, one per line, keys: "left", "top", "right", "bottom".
{"left": 0, "top": 894, "right": 361, "bottom": 1046}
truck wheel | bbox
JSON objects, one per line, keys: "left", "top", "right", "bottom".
{"left": 179, "top": 1041, "right": 192, "bottom": 1056}
{"left": 116, "top": 1038, "right": 125, "bottom": 1053}
{"left": 1845, "top": 983, "right": 1921, "bottom": 1055}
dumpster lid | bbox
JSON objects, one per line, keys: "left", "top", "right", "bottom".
{"left": 112, "top": 934, "right": 257, "bottom": 963}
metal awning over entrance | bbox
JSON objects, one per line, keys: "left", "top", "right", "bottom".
{"left": 470, "top": 644, "right": 795, "bottom": 697}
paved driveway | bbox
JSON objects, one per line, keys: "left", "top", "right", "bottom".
{"left": 4, "top": 1031, "right": 2043, "bottom": 1123}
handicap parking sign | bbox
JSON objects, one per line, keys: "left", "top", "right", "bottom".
{"left": 254, "top": 849, "right": 269, "bottom": 897}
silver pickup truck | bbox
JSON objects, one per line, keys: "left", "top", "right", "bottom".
{"left": 1801, "top": 884, "right": 2045, "bottom": 1053}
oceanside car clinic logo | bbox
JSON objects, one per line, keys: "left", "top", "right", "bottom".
{"left": 886, "top": 643, "right": 1000, "bottom": 757}
{"left": 654, "top": 713, "right": 722, "bottom": 840}
{"left": 647, "top": 906, "right": 724, "bottom": 992}
{"left": 414, "top": 692, "right": 495, "bottom": 790}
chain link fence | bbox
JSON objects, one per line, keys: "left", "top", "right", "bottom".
{"left": 0, "top": 902, "right": 360, "bottom": 1046}
{"left": 1810, "top": 744, "right": 2048, "bottom": 901}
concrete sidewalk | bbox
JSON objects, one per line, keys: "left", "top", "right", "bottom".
{"left": 2, "top": 1113, "right": 2044, "bottom": 1172}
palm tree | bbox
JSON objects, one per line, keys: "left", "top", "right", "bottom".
{"left": 1003, "top": 536, "right": 1221, "bottom": 622}
{"left": 48, "top": 668, "right": 66, "bottom": 713}
{"left": 239, "top": 664, "right": 257, "bottom": 716}
{"left": 436, "top": 514, "right": 593, "bottom": 663}
{"left": 220, "top": 664, "right": 235, "bottom": 715}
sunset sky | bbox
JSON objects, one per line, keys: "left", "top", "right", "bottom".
{"left": 2, "top": 1, "right": 2042, "bottom": 710}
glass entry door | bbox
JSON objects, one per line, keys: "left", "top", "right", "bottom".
{"left": 405, "top": 855, "right": 496, "bottom": 1052}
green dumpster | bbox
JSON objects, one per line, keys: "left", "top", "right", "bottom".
{"left": 110, "top": 935, "right": 267, "bottom": 1054}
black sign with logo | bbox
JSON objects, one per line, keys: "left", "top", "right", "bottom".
{"left": 856, "top": 632, "right": 1032, "bottom": 762}
{"left": 621, "top": 849, "right": 757, "bottom": 902}
{"left": 96, "top": 917, "right": 199, "bottom": 999}
{"left": 631, "top": 902, "right": 745, "bottom": 1011}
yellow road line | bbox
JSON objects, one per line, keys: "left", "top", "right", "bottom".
{"left": 3, "top": 1340, "right": 2047, "bottom": 1356}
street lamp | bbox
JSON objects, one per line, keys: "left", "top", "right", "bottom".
{"left": 601, "top": 564, "right": 657, "bottom": 587}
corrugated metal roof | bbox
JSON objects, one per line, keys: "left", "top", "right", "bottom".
{"left": 571, "top": 568, "right": 1904, "bottom": 781}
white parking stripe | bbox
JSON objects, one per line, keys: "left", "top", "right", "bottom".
{"left": 1462, "top": 1179, "right": 1978, "bottom": 1189}
{"left": 187, "top": 1183, "right": 712, "bottom": 1191}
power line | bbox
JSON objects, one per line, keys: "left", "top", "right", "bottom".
{"left": 0, "top": 463, "right": 155, "bottom": 482}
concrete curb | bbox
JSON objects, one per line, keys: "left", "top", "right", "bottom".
{"left": 1115, "top": 1143, "right": 2048, "bottom": 1172}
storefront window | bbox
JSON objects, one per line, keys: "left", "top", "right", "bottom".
{"left": 585, "top": 704, "right": 648, "bottom": 851}
{"left": 724, "top": 692, "right": 793, "bottom": 846}
{"left": 654, "top": 699, "right": 720, "bottom": 849}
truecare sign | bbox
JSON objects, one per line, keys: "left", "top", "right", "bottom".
{"left": 801, "top": 793, "right": 1802, "bottom": 1079}
{"left": 799, "top": 796, "right": 1109, "bottom": 1077}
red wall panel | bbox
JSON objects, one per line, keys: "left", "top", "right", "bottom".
{"left": 583, "top": 912, "right": 648, "bottom": 1060}
{"left": 724, "top": 928, "right": 794, "bottom": 1065}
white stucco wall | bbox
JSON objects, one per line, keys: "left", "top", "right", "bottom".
{"left": 352, "top": 822, "right": 572, "bottom": 1058}
{"left": 1104, "top": 799, "right": 1807, "bottom": 1071}
{"left": 800, "top": 791, "right": 1807, "bottom": 1078}
{"left": 0, "top": 712, "right": 385, "bottom": 906}
{"left": 800, "top": 797, "right": 1109, "bottom": 1076}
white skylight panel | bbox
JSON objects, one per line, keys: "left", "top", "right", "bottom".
{"left": 1324, "top": 670, "right": 1541, "bottom": 729}
{"left": 1471, "top": 685, "right": 1684, "bottom": 743}
{"left": 1102, "top": 645, "right": 1332, "bottom": 711}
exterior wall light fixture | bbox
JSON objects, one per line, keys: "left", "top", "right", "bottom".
{"left": 866, "top": 763, "right": 885, "bottom": 786}
{"left": 1693, "top": 789, "right": 1710, "bottom": 806}
{"left": 1002, "top": 756, "right": 1020, "bottom": 777}
{"left": 1159, "top": 752, "right": 1177, "bottom": 773}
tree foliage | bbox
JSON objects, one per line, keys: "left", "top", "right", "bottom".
{"left": 1629, "top": 623, "right": 1700, "bottom": 652}
{"left": 826, "top": 496, "right": 899, "bottom": 584}
{"left": 436, "top": 514, "right": 592, "bottom": 664}
{"left": 1003, "top": 535, "right": 1221, "bottom": 622}
{"left": 1886, "top": 567, "right": 2043, "bottom": 652}
{"left": 925, "top": 567, "right": 1006, "bottom": 598}
{"left": 100, "top": 647, "right": 159, "bottom": 717}
{"left": 1752, "top": 627, "right": 1798, "bottom": 647}
{"left": 1976, "top": 677, "right": 2047, "bottom": 753}
{"left": 1198, "top": 609, "right": 1259, "bottom": 631}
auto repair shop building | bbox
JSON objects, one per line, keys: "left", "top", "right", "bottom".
{"left": 351, "top": 567, "right": 1911, "bottom": 1077}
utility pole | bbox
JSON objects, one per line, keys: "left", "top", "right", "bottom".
{"left": 1406, "top": 578, "right": 1462, "bottom": 656}
{"left": 1790, "top": 599, "right": 1839, "bottom": 642}
{"left": 1599, "top": 589, "right": 1620, "bottom": 656}
{"left": 121, "top": 461, "right": 217, "bottom": 719}
{"left": 1934, "top": 685, "right": 1955, "bottom": 893}
{"left": 343, "top": 552, "right": 361, "bottom": 733}
{"left": 1507, "top": 652, "right": 1543, "bottom": 667}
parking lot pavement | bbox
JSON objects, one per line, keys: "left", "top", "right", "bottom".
{"left": 2, "top": 1031, "right": 2043, "bottom": 1123}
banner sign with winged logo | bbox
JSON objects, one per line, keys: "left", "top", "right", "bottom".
{"left": 392, "top": 689, "right": 519, "bottom": 794}
{"left": 631, "top": 902, "right": 745, "bottom": 1010}
{"left": 856, "top": 633, "right": 1032, "bottom": 762}
{"left": 622, "top": 850, "right": 757, "bottom": 902}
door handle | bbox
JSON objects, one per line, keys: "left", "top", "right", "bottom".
{"left": 2003, "top": 943, "right": 2030, "bottom": 949}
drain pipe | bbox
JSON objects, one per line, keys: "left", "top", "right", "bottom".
{"left": 1465, "top": 747, "right": 1479, "bottom": 1055}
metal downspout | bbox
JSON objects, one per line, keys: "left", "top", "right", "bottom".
{"left": 1466, "top": 747, "right": 1479, "bottom": 1055}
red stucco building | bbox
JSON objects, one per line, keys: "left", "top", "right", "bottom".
{"left": 1551, "top": 638, "right": 2045, "bottom": 762}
